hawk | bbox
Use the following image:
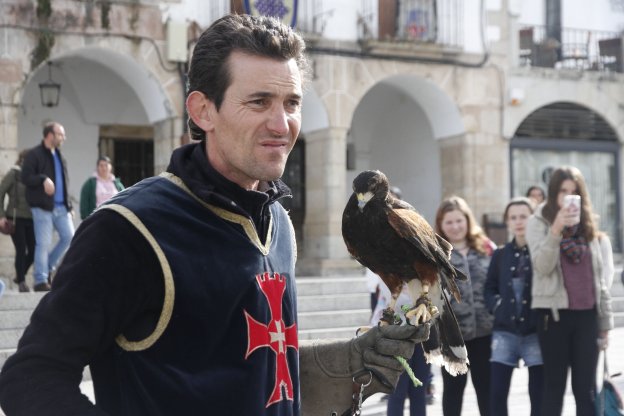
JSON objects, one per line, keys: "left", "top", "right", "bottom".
{"left": 342, "top": 170, "right": 468, "bottom": 375}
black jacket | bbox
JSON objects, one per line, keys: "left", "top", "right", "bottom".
{"left": 21, "top": 141, "right": 72, "bottom": 211}
{"left": 484, "top": 241, "right": 538, "bottom": 335}
{"left": 0, "top": 141, "right": 292, "bottom": 416}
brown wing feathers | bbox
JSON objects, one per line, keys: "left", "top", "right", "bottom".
{"left": 388, "top": 208, "right": 463, "bottom": 302}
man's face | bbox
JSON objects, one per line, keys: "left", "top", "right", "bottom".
{"left": 51, "top": 125, "right": 66, "bottom": 148}
{"left": 205, "top": 51, "right": 303, "bottom": 190}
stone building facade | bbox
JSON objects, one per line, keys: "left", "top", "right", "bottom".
{"left": 0, "top": 0, "right": 623, "bottom": 280}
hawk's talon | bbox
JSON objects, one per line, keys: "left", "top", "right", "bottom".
{"left": 405, "top": 295, "right": 439, "bottom": 325}
{"left": 380, "top": 307, "right": 401, "bottom": 326}
{"left": 405, "top": 304, "right": 430, "bottom": 325}
{"left": 356, "top": 326, "right": 372, "bottom": 336}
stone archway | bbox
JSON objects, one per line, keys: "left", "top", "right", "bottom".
{"left": 349, "top": 74, "right": 464, "bottom": 223}
{"left": 17, "top": 47, "right": 180, "bottom": 209}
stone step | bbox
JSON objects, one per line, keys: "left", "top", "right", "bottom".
{"left": 297, "top": 293, "right": 369, "bottom": 312}
{"left": 296, "top": 276, "right": 368, "bottom": 296}
{"left": 298, "top": 326, "right": 360, "bottom": 340}
{"left": 0, "top": 310, "right": 32, "bottom": 330}
{"left": 0, "top": 329, "right": 25, "bottom": 350}
{"left": 0, "top": 292, "right": 45, "bottom": 311}
{"left": 298, "top": 308, "right": 370, "bottom": 331}
{"left": 0, "top": 348, "right": 13, "bottom": 366}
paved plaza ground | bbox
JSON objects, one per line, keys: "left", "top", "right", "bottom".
{"left": 361, "top": 326, "right": 624, "bottom": 415}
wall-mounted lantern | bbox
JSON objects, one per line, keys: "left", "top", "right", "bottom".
{"left": 39, "top": 61, "right": 61, "bottom": 107}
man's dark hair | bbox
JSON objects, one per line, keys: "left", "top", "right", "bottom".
{"left": 187, "top": 14, "right": 308, "bottom": 140}
{"left": 42, "top": 122, "right": 57, "bottom": 138}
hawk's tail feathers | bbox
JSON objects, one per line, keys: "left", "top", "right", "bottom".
{"left": 446, "top": 361, "right": 469, "bottom": 377}
{"left": 422, "top": 330, "right": 469, "bottom": 376}
{"left": 438, "top": 293, "right": 469, "bottom": 375}
{"left": 423, "top": 347, "right": 444, "bottom": 366}
{"left": 422, "top": 291, "right": 469, "bottom": 376}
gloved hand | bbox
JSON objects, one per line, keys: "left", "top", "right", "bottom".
{"left": 350, "top": 324, "right": 429, "bottom": 391}
{"left": 349, "top": 325, "right": 429, "bottom": 390}
{"left": 299, "top": 323, "right": 430, "bottom": 415}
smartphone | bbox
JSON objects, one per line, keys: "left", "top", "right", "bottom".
{"left": 563, "top": 194, "right": 581, "bottom": 209}
{"left": 563, "top": 194, "right": 581, "bottom": 225}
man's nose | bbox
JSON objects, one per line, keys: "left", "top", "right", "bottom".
{"left": 267, "top": 105, "right": 289, "bottom": 136}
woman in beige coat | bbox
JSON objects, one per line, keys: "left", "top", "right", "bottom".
{"left": 526, "top": 166, "right": 613, "bottom": 416}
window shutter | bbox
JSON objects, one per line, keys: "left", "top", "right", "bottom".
{"left": 378, "top": 0, "right": 398, "bottom": 40}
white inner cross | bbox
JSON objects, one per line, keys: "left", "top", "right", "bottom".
{"left": 269, "top": 320, "right": 286, "bottom": 354}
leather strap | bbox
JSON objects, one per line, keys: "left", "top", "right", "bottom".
{"left": 348, "top": 381, "right": 361, "bottom": 415}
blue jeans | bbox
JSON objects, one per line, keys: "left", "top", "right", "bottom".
{"left": 490, "top": 331, "right": 543, "bottom": 367}
{"left": 32, "top": 206, "right": 75, "bottom": 285}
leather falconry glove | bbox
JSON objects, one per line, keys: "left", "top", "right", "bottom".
{"left": 299, "top": 323, "right": 429, "bottom": 416}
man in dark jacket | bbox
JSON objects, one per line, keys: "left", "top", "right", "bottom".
{"left": 21, "top": 121, "right": 74, "bottom": 291}
{"left": 0, "top": 14, "right": 428, "bottom": 416}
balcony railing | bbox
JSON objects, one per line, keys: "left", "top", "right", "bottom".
{"left": 196, "top": 0, "right": 462, "bottom": 48}
{"left": 359, "top": 0, "right": 464, "bottom": 49}
{"left": 296, "top": 0, "right": 328, "bottom": 36}
{"left": 519, "top": 25, "right": 623, "bottom": 73}
{"left": 201, "top": 0, "right": 326, "bottom": 36}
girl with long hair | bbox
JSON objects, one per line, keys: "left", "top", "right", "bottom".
{"left": 435, "top": 196, "right": 495, "bottom": 416}
{"left": 526, "top": 166, "right": 613, "bottom": 415}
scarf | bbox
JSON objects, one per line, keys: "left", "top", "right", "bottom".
{"left": 560, "top": 224, "right": 588, "bottom": 263}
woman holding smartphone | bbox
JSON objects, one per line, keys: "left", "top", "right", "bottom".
{"left": 526, "top": 166, "right": 614, "bottom": 415}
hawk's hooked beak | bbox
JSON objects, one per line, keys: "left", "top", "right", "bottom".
{"left": 356, "top": 192, "right": 373, "bottom": 211}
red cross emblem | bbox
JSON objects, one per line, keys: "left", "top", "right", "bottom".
{"left": 244, "top": 272, "right": 298, "bottom": 407}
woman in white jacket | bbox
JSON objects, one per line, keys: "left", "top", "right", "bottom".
{"left": 526, "top": 166, "right": 613, "bottom": 416}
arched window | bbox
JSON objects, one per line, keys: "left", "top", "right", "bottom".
{"left": 511, "top": 102, "right": 621, "bottom": 250}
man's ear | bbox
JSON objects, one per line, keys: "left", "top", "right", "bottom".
{"left": 186, "top": 91, "right": 215, "bottom": 132}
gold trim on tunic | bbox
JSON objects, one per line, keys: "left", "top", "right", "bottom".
{"left": 160, "top": 172, "right": 272, "bottom": 256}
{"left": 101, "top": 204, "right": 176, "bottom": 352}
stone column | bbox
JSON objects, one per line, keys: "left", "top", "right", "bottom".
{"left": 153, "top": 117, "right": 184, "bottom": 173}
{"left": 0, "top": 56, "right": 22, "bottom": 174}
{"left": 0, "top": 104, "right": 18, "bottom": 282}
{"left": 439, "top": 125, "right": 509, "bottom": 225}
{"left": 0, "top": 60, "right": 22, "bottom": 283}
{"left": 298, "top": 127, "right": 359, "bottom": 276}
{"left": 0, "top": 105, "right": 19, "bottom": 173}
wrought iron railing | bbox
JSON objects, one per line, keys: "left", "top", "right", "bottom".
{"left": 296, "top": 0, "right": 329, "bottom": 36}
{"left": 191, "top": 0, "right": 464, "bottom": 47}
{"left": 518, "top": 25, "right": 623, "bottom": 73}
{"left": 199, "top": 0, "right": 326, "bottom": 36}
{"left": 358, "top": 0, "right": 464, "bottom": 49}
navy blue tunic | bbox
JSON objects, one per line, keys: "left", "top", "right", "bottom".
{"left": 97, "top": 173, "right": 300, "bottom": 415}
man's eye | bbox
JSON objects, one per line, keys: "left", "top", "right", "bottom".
{"left": 284, "top": 100, "right": 301, "bottom": 112}
{"left": 250, "top": 99, "right": 267, "bottom": 106}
